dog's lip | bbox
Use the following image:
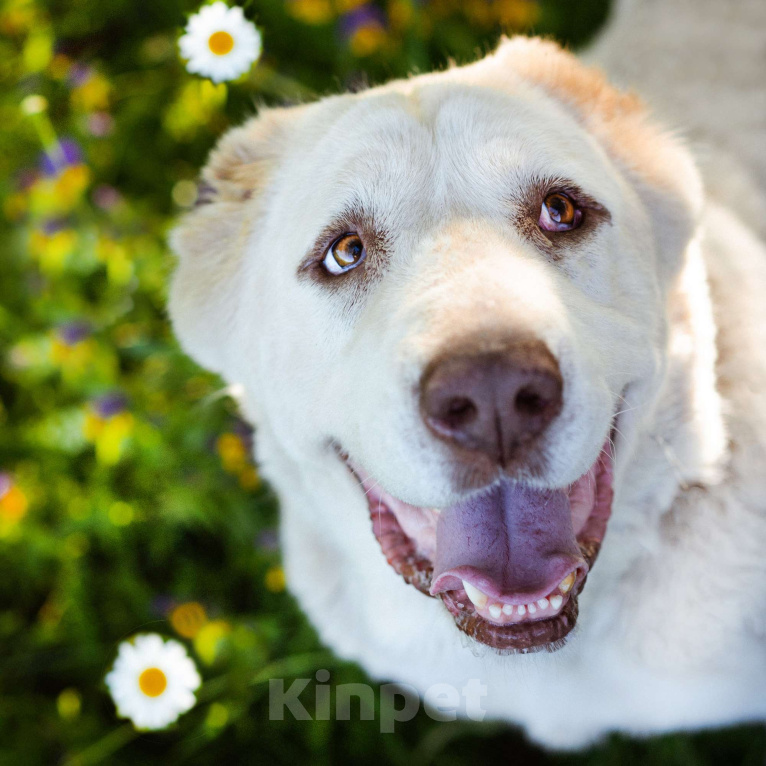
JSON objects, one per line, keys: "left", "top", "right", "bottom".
{"left": 441, "top": 587, "right": 581, "bottom": 652}
{"left": 340, "top": 441, "right": 615, "bottom": 653}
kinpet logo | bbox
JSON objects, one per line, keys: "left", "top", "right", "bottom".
{"left": 270, "top": 670, "right": 488, "bottom": 732}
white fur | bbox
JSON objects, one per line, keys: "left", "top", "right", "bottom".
{"left": 169, "top": 1, "right": 766, "bottom": 749}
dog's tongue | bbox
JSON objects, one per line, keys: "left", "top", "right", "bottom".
{"left": 430, "top": 479, "right": 584, "bottom": 601}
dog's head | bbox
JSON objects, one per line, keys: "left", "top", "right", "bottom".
{"left": 170, "top": 37, "right": 702, "bottom": 652}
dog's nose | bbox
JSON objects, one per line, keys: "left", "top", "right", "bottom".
{"left": 419, "top": 339, "right": 563, "bottom": 466}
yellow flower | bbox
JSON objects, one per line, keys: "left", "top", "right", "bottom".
{"left": 349, "top": 23, "right": 387, "bottom": 56}
{"left": 28, "top": 228, "right": 78, "bottom": 273}
{"left": 57, "top": 689, "right": 82, "bottom": 721}
{"left": 50, "top": 336, "right": 96, "bottom": 372}
{"left": 83, "top": 399, "right": 135, "bottom": 465}
{"left": 287, "top": 0, "right": 334, "bottom": 25}
{"left": 23, "top": 28, "right": 53, "bottom": 72}
{"left": 216, "top": 432, "right": 248, "bottom": 473}
{"left": 388, "top": 0, "right": 414, "bottom": 31}
{"left": 82, "top": 411, "right": 104, "bottom": 441}
{"left": 70, "top": 71, "right": 111, "bottom": 112}
{"left": 238, "top": 465, "right": 261, "bottom": 491}
{"left": 0, "top": 484, "right": 29, "bottom": 523}
{"left": 97, "top": 413, "right": 134, "bottom": 465}
{"left": 54, "top": 164, "right": 90, "bottom": 205}
{"left": 0, "top": 4, "right": 38, "bottom": 36}
{"left": 170, "top": 602, "right": 208, "bottom": 639}
{"left": 193, "top": 620, "right": 231, "bottom": 665}
{"left": 495, "top": 0, "right": 539, "bottom": 28}
{"left": 28, "top": 165, "right": 90, "bottom": 217}
{"left": 95, "top": 237, "right": 135, "bottom": 286}
{"left": 265, "top": 565, "right": 287, "bottom": 593}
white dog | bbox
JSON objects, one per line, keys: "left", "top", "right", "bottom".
{"left": 169, "top": 0, "right": 766, "bottom": 748}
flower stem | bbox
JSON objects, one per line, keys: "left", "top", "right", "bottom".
{"left": 249, "top": 64, "right": 316, "bottom": 101}
{"left": 250, "top": 650, "right": 336, "bottom": 685}
{"left": 23, "top": 100, "right": 65, "bottom": 168}
{"left": 63, "top": 723, "right": 138, "bottom": 766}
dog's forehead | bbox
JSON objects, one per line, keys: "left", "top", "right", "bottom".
{"left": 299, "top": 79, "right": 617, "bottom": 216}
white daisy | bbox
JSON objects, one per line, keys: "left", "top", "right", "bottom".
{"left": 179, "top": 2, "right": 262, "bottom": 83}
{"left": 105, "top": 633, "right": 202, "bottom": 730}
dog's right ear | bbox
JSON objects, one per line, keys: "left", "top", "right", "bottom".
{"left": 169, "top": 106, "right": 300, "bottom": 375}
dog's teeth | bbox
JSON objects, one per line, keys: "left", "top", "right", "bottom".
{"left": 488, "top": 603, "right": 502, "bottom": 619}
{"left": 502, "top": 604, "right": 514, "bottom": 615}
{"left": 527, "top": 603, "right": 537, "bottom": 614}
{"left": 537, "top": 598, "right": 549, "bottom": 609}
{"left": 559, "top": 573, "right": 576, "bottom": 593}
{"left": 517, "top": 604, "right": 526, "bottom": 616}
{"left": 462, "top": 580, "right": 488, "bottom": 609}
{"left": 549, "top": 594, "right": 563, "bottom": 610}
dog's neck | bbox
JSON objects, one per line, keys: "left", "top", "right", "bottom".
{"left": 592, "top": 235, "right": 727, "bottom": 597}
{"left": 615, "top": 236, "right": 728, "bottom": 530}
{"left": 582, "top": 209, "right": 766, "bottom": 668}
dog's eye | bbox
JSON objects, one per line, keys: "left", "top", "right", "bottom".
{"left": 322, "top": 233, "right": 367, "bottom": 275}
{"left": 539, "top": 193, "right": 582, "bottom": 232}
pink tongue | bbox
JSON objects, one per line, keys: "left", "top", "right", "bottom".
{"left": 430, "top": 479, "right": 585, "bottom": 602}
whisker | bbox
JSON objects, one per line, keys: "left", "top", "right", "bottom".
{"left": 653, "top": 434, "right": 690, "bottom": 491}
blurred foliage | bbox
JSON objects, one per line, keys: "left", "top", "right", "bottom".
{"left": 1, "top": 0, "right": 764, "bottom": 763}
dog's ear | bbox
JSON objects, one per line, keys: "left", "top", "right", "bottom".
{"left": 169, "top": 107, "right": 300, "bottom": 375}
{"left": 489, "top": 37, "right": 703, "bottom": 278}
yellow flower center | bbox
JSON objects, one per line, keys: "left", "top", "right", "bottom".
{"left": 138, "top": 667, "right": 167, "bottom": 697}
{"left": 208, "top": 30, "right": 235, "bottom": 56}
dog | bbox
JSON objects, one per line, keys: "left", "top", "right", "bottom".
{"left": 169, "top": 0, "right": 766, "bottom": 748}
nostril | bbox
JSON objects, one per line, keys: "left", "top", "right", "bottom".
{"left": 440, "top": 397, "right": 478, "bottom": 430}
{"left": 515, "top": 386, "right": 547, "bottom": 416}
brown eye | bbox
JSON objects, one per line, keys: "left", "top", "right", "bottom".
{"left": 323, "top": 233, "right": 366, "bottom": 275}
{"left": 539, "top": 192, "right": 582, "bottom": 232}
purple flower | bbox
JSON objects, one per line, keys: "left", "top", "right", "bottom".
{"left": 339, "top": 4, "right": 386, "bottom": 38}
{"left": 41, "top": 218, "right": 68, "bottom": 235}
{"left": 93, "top": 391, "right": 128, "bottom": 419}
{"left": 92, "top": 184, "right": 121, "bottom": 210}
{"left": 68, "top": 63, "right": 93, "bottom": 88}
{"left": 232, "top": 417, "right": 254, "bottom": 450}
{"left": 57, "top": 320, "right": 92, "bottom": 346}
{"left": 0, "top": 473, "right": 12, "bottom": 498}
{"left": 39, "top": 137, "right": 83, "bottom": 176}
{"left": 87, "top": 112, "right": 114, "bottom": 137}
{"left": 151, "top": 594, "right": 177, "bottom": 617}
{"left": 256, "top": 528, "right": 280, "bottom": 552}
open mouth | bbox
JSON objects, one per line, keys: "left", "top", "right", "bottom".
{"left": 344, "top": 443, "right": 614, "bottom": 653}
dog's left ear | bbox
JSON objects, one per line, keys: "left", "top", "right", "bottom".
{"left": 169, "top": 106, "right": 302, "bottom": 376}
{"left": 486, "top": 37, "right": 704, "bottom": 280}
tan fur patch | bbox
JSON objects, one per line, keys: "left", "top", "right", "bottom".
{"left": 201, "top": 105, "right": 305, "bottom": 203}
{"left": 169, "top": 106, "right": 303, "bottom": 371}
{"left": 488, "top": 37, "right": 702, "bottom": 209}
